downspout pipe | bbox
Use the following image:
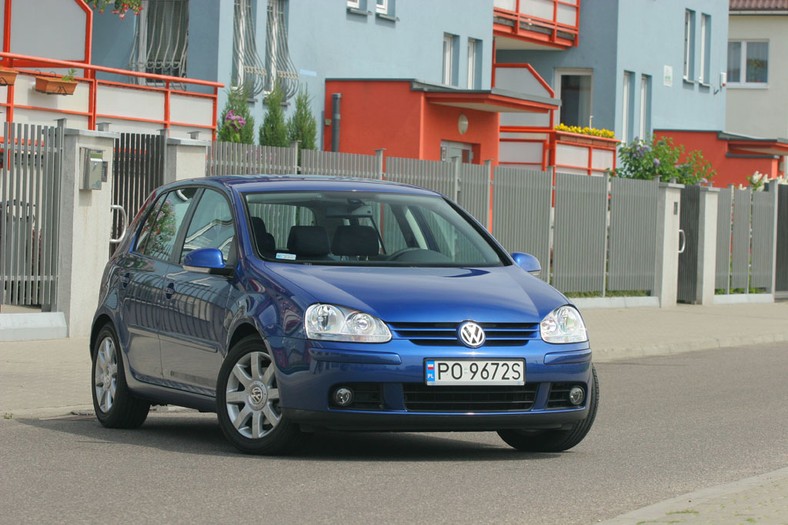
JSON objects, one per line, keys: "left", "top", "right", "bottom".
{"left": 331, "top": 93, "right": 341, "bottom": 152}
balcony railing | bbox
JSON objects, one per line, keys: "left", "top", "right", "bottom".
{"left": 494, "top": 0, "right": 580, "bottom": 49}
{"left": 499, "top": 128, "right": 618, "bottom": 176}
{"left": 0, "top": 52, "right": 222, "bottom": 139}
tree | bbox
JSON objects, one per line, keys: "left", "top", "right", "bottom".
{"left": 217, "top": 88, "right": 255, "bottom": 144}
{"left": 259, "top": 83, "right": 289, "bottom": 147}
{"left": 287, "top": 87, "right": 317, "bottom": 151}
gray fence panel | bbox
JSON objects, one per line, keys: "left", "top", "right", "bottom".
{"left": 386, "top": 157, "right": 456, "bottom": 198}
{"left": 207, "top": 142, "right": 297, "bottom": 176}
{"left": 731, "top": 188, "right": 751, "bottom": 290}
{"left": 777, "top": 185, "right": 788, "bottom": 293}
{"left": 553, "top": 173, "right": 607, "bottom": 293}
{"left": 457, "top": 164, "right": 490, "bottom": 229}
{"left": 301, "top": 150, "right": 379, "bottom": 178}
{"left": 608, "top": 177, "right": 659, "bottom": 292}
{"left": 750, "top": 190, "right": 775, "bottom": 290}
{"left": 491, "top": 168, "right": 551, "bottom": 277}
{"left": 0, "top": 122, "right": 62, "bottom": 308}
{"left": 715, "top": 187, "right": 733, "bottom": 290}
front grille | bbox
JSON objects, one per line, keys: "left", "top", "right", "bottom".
{"left": 546, "top": 383, "right": 583, "bottom": 409}
{"left": 389, "top": 322, "right": 539, "bottom": 347}
{"left": 403, "top": 383, "right": 538, "bottom": 412}
{"left": 330, "top": 383, "right": 383, "bottom": 410}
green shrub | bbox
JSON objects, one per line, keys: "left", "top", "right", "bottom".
{"left": 217, "top": 88, "right": 255, "bottom": 144}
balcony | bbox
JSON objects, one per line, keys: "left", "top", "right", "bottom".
{"left": 0, "top": 53, "right": 220, "bottom": 139}
{"left": 500, "top": 128, "right": 618, "bottom": 176}
{"left": 494, "top": 0, "right": 580, "bottom": 50}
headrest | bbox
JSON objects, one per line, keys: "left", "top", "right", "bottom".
{"left": 332, "top": 225, "right": 379, "bottom": 257}
{"left": 287, "top": 226, "right": 330, "bottom": 256}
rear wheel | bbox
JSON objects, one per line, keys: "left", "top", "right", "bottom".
{"left": 91, "top": 324, "right": 150, "bottom": 429}
{"left": 498, "top": 365, "right": 599, "bottom": 452}
{"left": 216, "top": 335, "right": 305, "bottom": 455}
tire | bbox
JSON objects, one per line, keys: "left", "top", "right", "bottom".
{"left": 216, "top": 335, "right": 305, "bottom": 455}
{"left": 498, "top": 365, "right": 599, "bottom": 452}
{"left": 91, "top": 324, "right": 150, "bottom": 429}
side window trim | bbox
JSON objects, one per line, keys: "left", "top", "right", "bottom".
{"left": 133, "top": 193, "right": 167, "bottom": 255}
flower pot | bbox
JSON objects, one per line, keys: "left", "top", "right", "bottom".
{"left": 0, "top": 68, "right": 18, "bottom": 87}
{"left": 35, "top": 76, "right": 77, "bottom": 95}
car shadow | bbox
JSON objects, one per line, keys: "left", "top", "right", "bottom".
{"left": 16, "top": 411, "right": 564, "bottom": 462}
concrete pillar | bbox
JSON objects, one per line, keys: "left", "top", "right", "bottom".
{"left": 164, "top": 137, "right": 210, "bottom": 183}
{"left": 54, "top": 128, "right": 119, "bottom": 337}
{"left": 696, "top": 188, "right": 719, "bottom": 304}
{"left": 654, "top": 183, "right": 683, "bottom": 307}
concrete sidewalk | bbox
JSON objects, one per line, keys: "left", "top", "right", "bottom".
{"left": 1, "top": 301, "right": 788, "bottom": 523}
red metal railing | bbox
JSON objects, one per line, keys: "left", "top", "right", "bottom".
{"left": 0, "top": 52, "right": 222, "bottom": 137}
{"left": 499, "top": 128, "right": 618, "bottom": 175}
{"left": 493, "top": 0, "right": 580, "bottom": 49}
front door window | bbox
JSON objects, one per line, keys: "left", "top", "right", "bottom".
{"left": 557, "top": 72, "right": 592, "bottom": 128}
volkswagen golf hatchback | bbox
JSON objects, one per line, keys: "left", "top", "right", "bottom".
{"left": 91, "top": 176, "right": 597, "bottom": 454}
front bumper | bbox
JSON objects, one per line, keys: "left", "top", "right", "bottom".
{"left": 272, "top": 337, "right": 593, "bottom": 431}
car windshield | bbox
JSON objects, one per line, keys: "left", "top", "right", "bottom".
{"left": 243, "top": 190, "right": 504, "bottom": 267}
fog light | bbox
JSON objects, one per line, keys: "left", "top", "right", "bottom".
{"left": 568, "top": 386, "right": 585, "bottom": 406}
{"left": 333, "top": 387, "right": 354, "bottom": 407}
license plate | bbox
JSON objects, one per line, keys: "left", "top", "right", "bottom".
{"left": 425, "top": 359, "right": 525, "bottom": 386}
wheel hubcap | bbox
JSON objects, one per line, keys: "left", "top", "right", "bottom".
{"left": 225, "top": 350, "right": 280, "bottom": 439}
{"left": 94, "top": 336, "right": 118, "bottom": 414}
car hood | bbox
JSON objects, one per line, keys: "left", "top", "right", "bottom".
{"left": 265, "top": 264, "right": 568, "bottom": 323}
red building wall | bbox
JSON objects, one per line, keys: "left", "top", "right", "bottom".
{"left": 323, "top": 80, "right": 500, "bottom": 164}
{"left": 656, "top": 130, "right": 779, "bottom": 188}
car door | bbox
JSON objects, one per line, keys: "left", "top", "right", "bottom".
{"left": 116, "top": 188, "right": 197, "bottom": 383}
{"left": 159, "top": 188, "right": 236, "bottom": 394}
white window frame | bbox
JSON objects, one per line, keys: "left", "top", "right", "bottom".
{"left": 622, "top": 71, "right": 633, "bottom": 142}
{"left": 443, "top": 33, "right": 457, "bottom": 86}
{"left": 347, "top": 0, "right": 361, "bottom": 8}
{"left": 683, "top": 9, "right": 695, "bottom": 81}
{"left": 728, "top": 40, "right": 769, "bottom": 88}
{"left": 467, "top": 38, "right": 480, "bottom": 89}
{"left": 639, "top": 75, "right": 651, "bottom": 139}
{"left": 376, "top": 0, "right": 388, "bottom": 14}
{"left": 698, "top": 14, "right": 708, "bottom": 83}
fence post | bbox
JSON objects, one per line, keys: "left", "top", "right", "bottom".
{"left": 452, "top": 157, "right": 461, "bottom": 203}
{"left": 164, "top": 136, "right": 210, "bottom": 184}
{"left": 376, "top": 148, "right": 385, "bottom": 180}
{"left": 290, "top": 141, "right": 300, "bottom": 173}
{"left": 53, "top": 126, "right": 119, "bottom": 337}
{"left": 654, "top": 183, "right": 684, "bottom": 307}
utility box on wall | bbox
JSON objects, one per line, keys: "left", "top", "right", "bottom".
{"left": 81, "top": 148, "right": 107, "bottom": 190}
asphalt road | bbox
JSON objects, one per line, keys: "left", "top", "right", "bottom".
{"left": 1, "top": 343, "right": 787, "bottom": 525}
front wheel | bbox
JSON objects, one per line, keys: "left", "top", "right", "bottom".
{"left": 91, "top": 324, "right": 150, "bottom": 429}
{"left": 216, "top": 336, "right": 305, "bottom": 455}
{"left": 498, "top": 365, "right": 599, "bottom": 452}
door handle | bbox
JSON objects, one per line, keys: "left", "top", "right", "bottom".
{"left": 164, "top": 282, "right": 175, "bottom": 300}
{"left": 678, "top": 229, "right": 686, "bottom": 254}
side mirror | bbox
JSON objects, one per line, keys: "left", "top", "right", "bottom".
{"left": 183, "top": 248, "right": 233, "bottom": 276}
{"left": 511, "top": 252, "right": 541, "bottom": 276}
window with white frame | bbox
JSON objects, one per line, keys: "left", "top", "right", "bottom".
{"left": 347, "top": 0, "right": 361, "bottom": 8}
{"left": 639, "top": 75, "right": 652, "bottom": 139}
{"left": 683, "top": 9, "right": 695, "bottom": 81}
{"left": 622, "top": 71, "right": 634, "bottom": 142}
{"left": 698, "top": 14, "right": 711, "bottom": 83}
{"left": 727, "top": 40, "right": 769, "bottom": 85}
{"left": 376, "top": 0, "right": 388, "bottom": 14}
{"left": 443, "top": 33, "right": 458, "bottom": 86}
{"left": 467, "top": 38, "right": 482, "bottom": 89}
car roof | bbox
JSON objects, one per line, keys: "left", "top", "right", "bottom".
{"left": 165, "top": 175, "right": 444, "bottom": 198}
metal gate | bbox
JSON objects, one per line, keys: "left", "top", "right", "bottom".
{"left": 0, "top": 122, "right": 64, "bottom": 308}
{"left": 111, "top": 132, "right": 165, "bottom": 251}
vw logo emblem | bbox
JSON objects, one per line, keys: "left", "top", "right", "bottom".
{"left": 458, "top": 321, "right": 486, "bottom": 348}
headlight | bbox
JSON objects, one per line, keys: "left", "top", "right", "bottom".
{"left": 305, "top": 304, "right": 391, "bottom": 343}
{"left": 540, "top": 305, "right": 587, "bottom": 344}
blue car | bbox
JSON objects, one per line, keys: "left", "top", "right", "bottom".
{"left": 91, "top": 175, "right": 597, "bottom": 454}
